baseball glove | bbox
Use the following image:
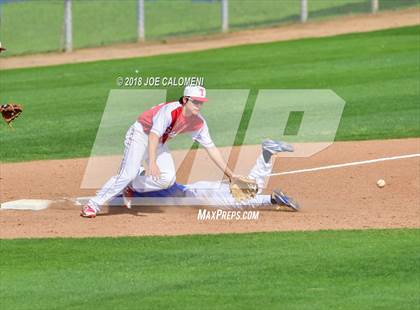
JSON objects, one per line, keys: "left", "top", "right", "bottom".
{"left": 1, "top": 104, "right": 23, "bottom": 127}
{"left": 229, "top": 176, "right": 258, "bottom": 201}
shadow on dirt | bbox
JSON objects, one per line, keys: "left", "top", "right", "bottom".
{"left": 99, "top": 205, "right": 164, "bottom": 217}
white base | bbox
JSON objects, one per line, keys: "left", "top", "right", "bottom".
{"left": 0, "top": 199, "right": 52, "bottom": 211}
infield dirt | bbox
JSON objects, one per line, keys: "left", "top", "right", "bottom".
{"left": 1, "top": 138, "right": 419, "bottom": 239}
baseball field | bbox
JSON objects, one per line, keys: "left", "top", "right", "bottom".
{"left": 1, "top": 5, "right": 419, "bottom": 310}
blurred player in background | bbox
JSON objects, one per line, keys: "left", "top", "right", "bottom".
{"left": 0, "top": 42, "right": 6, "bottom": 53}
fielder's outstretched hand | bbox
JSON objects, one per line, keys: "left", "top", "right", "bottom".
{"left": 229, "top": 176, "right": 258, "bottom": 201}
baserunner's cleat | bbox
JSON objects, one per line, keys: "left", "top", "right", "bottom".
{"left": 262, "top": 139, "right": 294, "bottom": 154}
{"left": 271, "top": 189, "right": 300, "bottom": 212}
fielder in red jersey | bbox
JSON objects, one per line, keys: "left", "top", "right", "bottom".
{"left": 81, "top": 86, "right": 237, "bottom": 217}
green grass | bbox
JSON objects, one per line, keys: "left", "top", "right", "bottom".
{"left": 1, "top": 0, "right": 419, "bottom": 56}
{"left": 1, "top": 26, "right": 419, "bottom": 162}
{"left": 0, "top": 229, "right": 419, "bottom": 309}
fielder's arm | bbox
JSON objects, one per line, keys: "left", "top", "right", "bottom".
{"left": 148, "top": 132, "right": 161, "bottom": 179}
{"left": 204, "top": 146, "right": 235, "bottom": 180}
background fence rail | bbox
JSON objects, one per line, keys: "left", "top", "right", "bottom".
{"left": 0, "top": 0, "right": 418, "bottom": 56}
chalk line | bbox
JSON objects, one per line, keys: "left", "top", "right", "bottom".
{"left": 269, "top": 153, "right": 420, "bottom": 176}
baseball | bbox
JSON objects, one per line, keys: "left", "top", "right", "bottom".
{"left": 376, "top": 179, "right": 386, "bottom": 188}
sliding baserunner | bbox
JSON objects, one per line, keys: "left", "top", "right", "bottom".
{"left": 114, "top": 140, "right": 299, "bottom": 211}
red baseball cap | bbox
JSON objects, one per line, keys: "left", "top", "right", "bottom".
{"left": 184, "top": 86, "right": 208, "bottom": 102}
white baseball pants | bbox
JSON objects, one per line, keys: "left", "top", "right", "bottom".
{"left": 88, "top": 122, "right": 176, "bottom": 211}
{"left": 184, "top": 153, "right": 274, "bottom": 207}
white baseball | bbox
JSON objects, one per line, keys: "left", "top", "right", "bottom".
{"left": 376, "top": 179, "right": 386, "bottom": 188}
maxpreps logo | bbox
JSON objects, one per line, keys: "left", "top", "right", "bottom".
{"left": 81, "top": 89, "right": 346, "bottom": 190}
{"left": 197, "top": 209, "right": 260, "bottom": 221}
